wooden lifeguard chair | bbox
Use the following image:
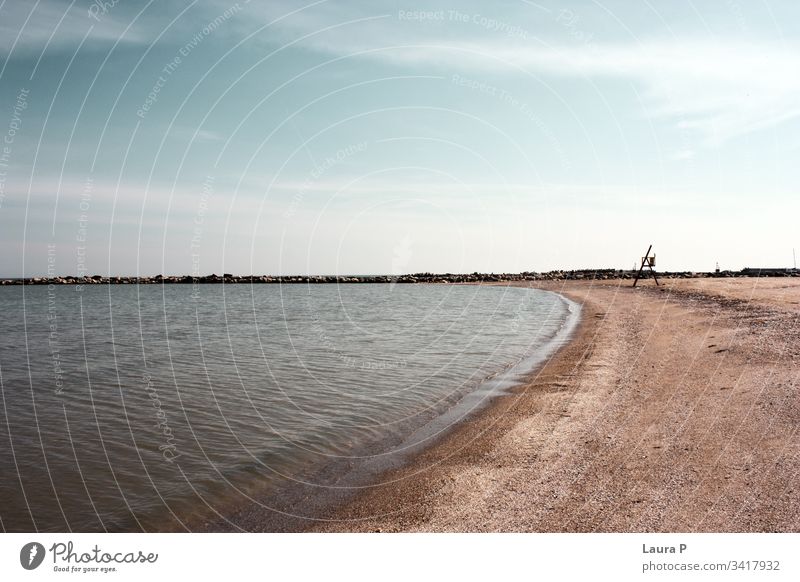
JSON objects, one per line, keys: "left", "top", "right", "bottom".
{"left": 632, "top": 245, "right": 659, "bottom": 287}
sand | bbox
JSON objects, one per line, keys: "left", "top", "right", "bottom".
{"left": 310, "top": 278, "right": 800, "bottom": 532}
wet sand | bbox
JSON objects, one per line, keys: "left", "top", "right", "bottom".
{"left": 310, "top": 278, "right": 800, "bottom": 532}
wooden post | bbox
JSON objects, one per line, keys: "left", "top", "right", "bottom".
{"left": 633, "top": 245, "right": 659, "bottom": 287}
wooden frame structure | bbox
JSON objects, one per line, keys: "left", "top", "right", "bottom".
{"left": 632, "top": 244, "right": 659, "bottom": 287}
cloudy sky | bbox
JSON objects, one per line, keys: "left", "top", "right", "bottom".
{"left": 1, "top": 0, "right": 798, "bottom": 276}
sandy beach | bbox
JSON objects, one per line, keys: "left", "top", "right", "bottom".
{"left": 311, "top": 277, "right": 800, "bottom": 532}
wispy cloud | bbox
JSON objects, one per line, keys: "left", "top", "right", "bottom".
{"left": 264, "top": 179, "right": 725, "bottom": 211}
{"left": 232, "top": 1, "right": 800, "bottom": 146}
{"left": 8, "top": 1, "right": 796, "bottom": 146}
{"left": 320, "top": 38, "right": 800, "bottom": 145}
{"left": 0, "top": 0, "right": 147, "bottom": 58}
{"left": 168, "top": 127, "right": 224, "bottom": 143}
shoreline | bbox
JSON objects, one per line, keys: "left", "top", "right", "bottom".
{"left": 297, "top": 282, "right": 599, "bottom": 532}
{"left": 8, "top": 278, "right": 795, "bottom": 532}
{"left": 304, "top": 278, "right": 800, "bottom": 532}
{"left": 198, "top": 287, "right": 582, "bottom": 532}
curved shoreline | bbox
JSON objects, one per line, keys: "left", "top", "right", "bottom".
{"left": 308, "top": 278, "right": 800, "bottom": 532}
{"left": 203, "top": 286, "right": 583, "bottom": 532}
{"left": 300, "top": 284, "right": 595, "bottom": 532}
{"left": 314, "top": 290, "right": 584, "bottom": 487}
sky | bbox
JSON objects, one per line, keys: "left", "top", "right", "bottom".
{"left": 0, "top": 0, "right": 798, "bottom": 277}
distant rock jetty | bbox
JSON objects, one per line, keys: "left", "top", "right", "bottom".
{"left": 3, "top": 268, "right": 797, "bottom": 286}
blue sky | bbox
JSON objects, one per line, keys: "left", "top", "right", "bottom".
{"left": 1, "top": 0, "right": 798, "bottom": 276}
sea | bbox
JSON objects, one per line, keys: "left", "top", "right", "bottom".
{"left": 0, "top": 283, "right": 578, "bottom": 531}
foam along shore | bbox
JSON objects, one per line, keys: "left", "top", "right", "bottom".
{"left": 3, "top": 267, "right": 798, "bottom": 286}
{"left": 306, "top": 277, "right": 800, "bottom": 532}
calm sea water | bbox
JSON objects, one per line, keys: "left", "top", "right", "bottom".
{"left": 0, "top": 283, "right": 575, "bottom": 531}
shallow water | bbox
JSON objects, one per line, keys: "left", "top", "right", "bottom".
{"left": 0, "top": 283, "right": 573, "bottom": 531}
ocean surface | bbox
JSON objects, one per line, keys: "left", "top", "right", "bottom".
{"left": 0, "top": 283, "right": 577, "bottom": 531}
